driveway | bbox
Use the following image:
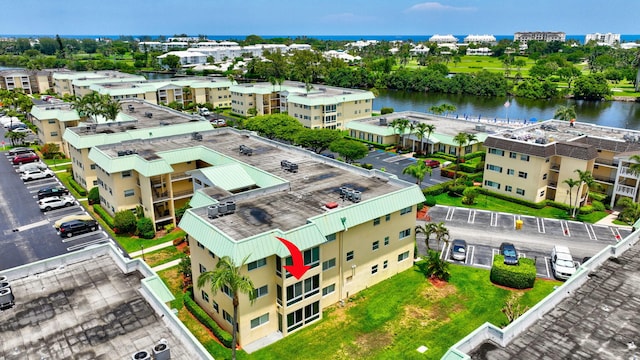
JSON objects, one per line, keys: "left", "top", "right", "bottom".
{"left": 361, "top": 149, "right": 449, "bottom": 188}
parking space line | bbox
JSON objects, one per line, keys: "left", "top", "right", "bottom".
{"left": 445, "top": 207, "right": 455, "bottom": 221}
{"left": 585, "top": 224, "right": 597, "bottom": 241}
{"left": 441, "top": 243, "right": 451, "bottom": 260}
{"left": 537, "top": 218, "right": 546, "bottom": 233}
{"left": 12, "top": 219, "right": 50, "bottom": 232}
{"left": 62, "top": 230, "right": 105, "bottom": 243}
{"left": 66, "top": 236, "right": 109, "bottom": 251}
{"left": 490, "top": 212, "right": 498, "bottom": 227}
{"left": 468, "top": 210, "right": 476, "bottom": 224}
{"left": 513, "top": 214, "right": 519, "bottom": 229}
{"left": 544, "top": 257, "right": 551, "bottom": 278}
{"left": 466, "top": 245, "right": 474, "bottom": 265}
{"left": 560, "top": 220, "right": 570, "bottom": 236}
{"left": 610, "top": 226, "right": 622, "bottom": 241}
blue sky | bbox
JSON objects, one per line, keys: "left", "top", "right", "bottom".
{"left": 3, "top": 0, "right": 639, "bottom": 36}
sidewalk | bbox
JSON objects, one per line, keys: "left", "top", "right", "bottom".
{"left": 129, "top": 240, "right": 174, "bottom": 257}
{"left": 595, "top": 211, "right": 631, "bottom": 228}
{"left": 151, "top": 258, "right": 182, "bottom": 272}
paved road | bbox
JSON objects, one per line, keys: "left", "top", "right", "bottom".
{"left": 418, "top": 205, "right": 631, "bottom": 279}
{"left": 360, "top": 149, "right": 450, "bottom": 188}
{"left": 0, "top": 129, "right": 116, "bottom": 271}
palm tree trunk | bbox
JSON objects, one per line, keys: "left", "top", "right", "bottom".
{"left": 232, "top": 297, "right": 239, "bottom": 360}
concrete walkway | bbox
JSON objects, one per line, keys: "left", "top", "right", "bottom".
{"left": 151, "top": 258, "right": 183, "bottom": 272}
{"left": 129, "top": 240, "right": 175, "bottom": 257}
{"left": 595, "top": 211, "right": 631, "bottom": 228}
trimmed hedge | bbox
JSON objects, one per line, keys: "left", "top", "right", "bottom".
{"left": 423, "top": 180, "right": 455, "bottom": 196}
{"left": 490, "top": 255, "right": 536, "bottom": 289}
{"left": 93, "top": 204, "right": 115, "bottom": 229}
{"left": 344, "top": 135, "right": 388, "bottom": 150}
{"left": 478, "top": 188, "right": 546, "bottom": 209}
{"left": 184, "top": 291, "right": 234, "bottom": 348}
{"left": 432, "top": 152, "right": 457, "bottom": 162}
{"left": 69, "top": 178, "right": 87, "bottom": 196}
{"left": 463, "top": 150, "right": 486, "bottom": 161}
{"left": 589, "top": 192, "right": 607, "bottom": 202}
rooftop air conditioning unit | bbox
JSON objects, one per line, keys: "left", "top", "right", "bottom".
{"left": 0, "top": 288, "right": 14, "bottom": 308}
{"left": 379, "top": 118, "right": 387, "bottom": 126}
{"left": 0, "top": 275, "right": 7, "bottom": 283}
{"left": 218, "top": 202, "right": 229, "bottom": 215}
{"left": 0, "top": 281, "right": 10, "bottom": 290}
{"left": 226, "top": 201, "right": 236, "bottom": 214}
{"left": 152, "top": 339, "right": 171, "bottom": 360}
{"left": 475, "top": 124, "right": 486, "bottom": 132}
{"left": 131, "top": 350, "right": 151, "bottom": 360}
{"left": 352, "top": 191, "right": 362, "bottom": 203}
{"left": 207, "top": 205, "right": 219, "bottom": 219}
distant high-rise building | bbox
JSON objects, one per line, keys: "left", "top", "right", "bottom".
{"left": 514, "top": 31, "right": 566, "bottom": 43}
{"left": 464, "top": 34, "right": 497, "bottom": 45}
{"left": 585, "top": 32, "right": 621, "bottom": 46}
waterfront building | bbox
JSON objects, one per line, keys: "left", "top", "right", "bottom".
{"left": 585, "top": 32, "right": 621, "bottom": 46}
{"left": 514, "top": 31, "right": 566, "bottom": 43}
{"left": 428, "top": 34, "right": 459, "bottom": 44}
{"left": 463, "top": 34, "right": 497, "bottom": 45}
{"left": 466, "top": 47, "right": 493, "bottom": 56}
{"left": 0, "top": 69, "right": 53, "bottom": 94}
{"left": 52, "top": 71, "right": 144, "bottom": 97}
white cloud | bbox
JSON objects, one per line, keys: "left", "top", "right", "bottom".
{"left": 322, "top": 12, "right": 376, "bottom": 23}
{"left": 406, "top": 2, "right": 476, "bottom": 12}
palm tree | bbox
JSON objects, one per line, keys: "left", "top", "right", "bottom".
{"left": 414, "top": 123, "right": 428, "bottom": 154}
{"left": 101, "top": 96, "right": 121, "bottom": 122}
{"left": 627, "top": 154, "right": 640, "bottom": 176}
{"left": 407, "top": 121, "right": 417, "bottom": 152}
{"left": 6, "top": 130, "right": 26, "bottom": 146}
{"left": 452, "top": 132, "right": 469, "bottom": 185}
{"left": 617, "top": 197, "right": 640, "bottom": 225}
{"left": 424, "top": 124, "right": 436, "bottom": 155}
{"left": 563, "top": 178, "right": 581, "bottom": 217}
{"left": 440, "top": 104, "right": 457, "bottom": 117}
{"left": 402, "top": 161, "right": 432, "bottom": 186}
{"left": 433, "top": 222, "right": 450, "bottom": 251}
{"left": 554, "top": 105, "right": 577, "bottom": 122}
{"left": 415, "top": 223, "right": 437, "bottom": 251}
{"left": 574, "top": 169, "right": 598, "bottom": 216}
{"left": 388, "top": 118, "right": 409, "bottom": 149}
{"left": 465, "top": 133, "right": 478, "bottom": 155}
{"left": 429, "top": 104, "right": 444, "bottom": 115}
{"left": 197, "top": 256, "right": 256, "bottom": 360}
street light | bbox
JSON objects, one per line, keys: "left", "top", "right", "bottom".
{"left": 140, "top": 245, "right": 145, "bottom": 261}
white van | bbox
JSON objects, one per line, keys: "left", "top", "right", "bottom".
{"left": 17, "top": 162, "right": 48, "bottom": 174}
{"left": 198, "top": 108, "right": 211, "bottom": 116}
{"left": 551, "top": 245, "right": 576, "bottom": 280}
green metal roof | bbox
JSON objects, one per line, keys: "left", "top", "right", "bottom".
{"left": 141, "top": 276, "right": 175, "bottom": 303}
{"left": 30, "top": 106, "right": 80, "bottom": 122}
{"left": 188, "top": 190, "right": 218, "bottom": 208}
{"left": 346, "top": 120, "right": 396, "bottom": 136}
{"left": 199, "top": 163, "right": 256, "bottom": 191}
{"left": 179, "top": 185, "right": 424, "bottom": 264}
{"left": 430, "top": 133, "right": 487, "bottom": 147}
{"left": 63, "top": 121, "right": 212, "bottom": 149}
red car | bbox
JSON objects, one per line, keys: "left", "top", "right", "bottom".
{"left": 424, "top": 159, "right": 441, "bottom": 168}
{"left": 12, "top": 152, "right": 39, "bottom": 165}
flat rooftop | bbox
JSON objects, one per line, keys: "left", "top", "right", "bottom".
{"left": 0, "top": 253, "right": 196, "bottom": 359}
{"left": 469, "top": 241, "right": 640, "bottom": 359}
{"left": 498, "top": 119, "right": 640, "bottom": 144}
{"left": 98, "top": 129, "right": 410, "bottom": 240}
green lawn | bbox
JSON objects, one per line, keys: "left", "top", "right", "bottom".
{"left": 432, "top": 193, "right": 609, "bottom": 223}
{"left": 157, "top": 264, "right": 559, "bottom": 360}
{"left": 133, "top": 242, "right": 188, "bottom": 268}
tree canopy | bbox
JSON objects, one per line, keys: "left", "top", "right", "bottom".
{"left": 329, "top": 139, "right": 369, "bottom": 163}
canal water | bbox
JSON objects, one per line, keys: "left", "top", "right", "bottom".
{"left": 373, "top": 89, "right": 640, "bottom": 130}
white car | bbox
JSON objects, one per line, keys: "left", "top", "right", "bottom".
{"left": 10, "top": 127, "right": 31, "bottom": 134}
{"left": 38, "top": 195, "right": 75, "bottom": 212}
{"left": 17, "top": 162, "right": 48, "bottom": 174}
{"left": 551, "top": 245, "right": 577, "bottom": 281}
{"left": 20, "top": 168, "right": 54, "bottom": 181}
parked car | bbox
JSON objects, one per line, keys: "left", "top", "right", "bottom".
{"left": 38, "top": 195, "right": 75, "bottom": 211}
{"left": 10, "top": 127, "right": 32, "bottom": 134}
{"left": 499, "top": 242, "right": 519, "bottom": 265}
{"left": 12, "top": 152, "right": 39, "bottom": 165}
{"left": 20, "top": 168, "right": 54, "bottom": 181}
{"left": 1, "top": 118, "right": 20, "bottom": 127}
{"left": 424, "top": 159, "right": 441, "bottom": 168}
{"left": 450, "top": 239, "right": 468, "bottom": 261}
{"left": 18, "top": 162, "right": 48, "bottom": 173}
{"left": 54, "top": 214, "right": 94, "bottom": 230}
{"left": 6, "top": 123, "right": 27, "bottom": 130}
{"left": 8, "top": 147, "right": 33, "bottom": 156}
{"left": 37, "top": 185, "right": 69, "bottom": 199}
{"left": 198, "top": 107, "right": 211, "bottom": 116}
{"left": 59, "top": 219, "right": 99, "bottom": 238}
{"left": 551, "top": 245, "right": 577, "bottom": 280}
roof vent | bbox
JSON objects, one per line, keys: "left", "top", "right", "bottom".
{"left": 326, "top": 202, "right": 339, "bottom": 209}
{"left": 192, "top": 132, "right": 203, "bottom": 141}
{"left": 226, "top": 200, "right": 236, "bottom": 214}
{"left": 207, "top": 205, "right": 219, "bottom": 219}
{"left": 117, "top": 150, "right": 127, "bottom": 157}
{"left": 0, "top": 287, "right": 14, "bottom": 309}
{"left": 239, "top": 145, "right": 253, "bottom": 156}
{"left": 218, "top": 202, "right": 230, "bottom": 215}
{"left": 131, "top": 350, "right": 150, "bottom": 360}
{"left": 152, "top": 339, "right": 170, "bottom": 360}
{"left": 144, "top": 112, "right": 153, "bottom": 118}
{"left": 281, "top": 160, "right": 298, "bottom": 173}
{"left": 379, "top": 117, "right": 387, "bottom": 126}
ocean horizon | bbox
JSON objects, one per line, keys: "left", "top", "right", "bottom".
{"left": 2, "top": 34, "right": 640, "bottom": 43}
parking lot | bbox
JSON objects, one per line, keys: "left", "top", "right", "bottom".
{"left": 419, "top": 205, "right": 632, "bottom": 279}
{"left": 0, "top": 140, "right": 113, "bottom": 271}
{"left": 360, "top": 149, "right": 450, "bottom": 187}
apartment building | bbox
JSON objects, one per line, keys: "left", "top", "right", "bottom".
{"left": 173, "top": 129, "right": 423, "bottom": 348}
{"left": 585, "top": 32, "right": 621, "bottom": 46}
{"left": 483, "top": 120, "right": 640, "bottom": 207}
{"left": 29, "top": 101, "right": 82, "bottom": 150}
{"left": 0, "top": 69, "right": 53, "bottom": 94}
{"left": 514, "top": 31, "right": 566, "bottom": 43}
{"left": 64, "top": 100, "right": 212, "bottom": 191}
{"left": 231, "top": 81, "right": 374, "bottom": 130}
{"left": 52, "top": 71, "right": 144, "bottom": 97}
{"left": 346, "top": 111, "right": 511, "bottom": 154}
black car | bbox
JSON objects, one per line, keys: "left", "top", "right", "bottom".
{"left": 37, "top": 185, "right": 69, "bottom": 200}
{"left": 499, "top": 242, "right": 519, "bottom": 265}
{"left": 8, "top": 147, "right": 33, "bottom": 156}
{"left": 59, "top": 219, "right": 99, "bottom": 238}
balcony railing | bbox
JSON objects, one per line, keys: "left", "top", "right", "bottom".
{"left": 172, "top": 189, "right": 193, "bottom": 199}
{"left": 620, "top": 166, "right": 640, "bottom": 179}
{"left": 171, "top": 172, "right": 190, "bottom": 181}
{"left": 616, "top": 184, "right": 636, "bottom": 196}
{"left": 152, "top": 190, "right": 170, "bottom": 202}
{"left": 550, "top": 163, "right": 560, "bottom": 171}
{"left": 547, "top": 181, "right": 557, "bottom": 188}
{"left": 595, "top": 158, "right": 619, "bottom": 167}
{"left": 593, "top": 175, "right": 615, "bottom": 184}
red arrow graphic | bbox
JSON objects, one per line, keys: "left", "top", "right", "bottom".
{"left": 276, "top": 236, "right": 311, "bottom": 280}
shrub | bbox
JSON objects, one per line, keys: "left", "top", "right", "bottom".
{"left": 433, "top": 152, "right": 457, "bottom": 162}
{"left": 423, "top": 180, "right": 455, "bottom": 196}
{"left": 87, "top": 187, "right": 99, "bottom": 205}
{"left": 40, "top": 143, "right": 61, "bottom": 159}
{"left": 93, "top": 204, "right": 115, "bottom": 228}
{"left": 114, "top": 210, "right": 137, "bottom": 234}
{"left": 173, "top": 236, "right": 185, "bottom": 246}
{"left": 463, "top": 151, "right": 486, "bottom": 161}
{"left": 380, "top": 107, "right": 394, "bottom": 115}
{"left": 448, "top": 184, "right": 466, "bottom": 196}
{"left": 136, "top": 217, "right": 156, "bottom": 239}
{"left": 458, "top": 162, "right": 477, "bottom": 173}
{"left": 424, "top": 195, "right": 437, "bottom": 207}
{"left": 361, "top": 163, "right": 373, "bottom": 170}
{"left": 490, "top": 256, "right": 536, "bottom": 289}
{"left": 184, "top": 291, "right": 233, "bottom": 348}
{"left": 589, "top": 192, "right": 607, "bottom": 202}
{"left": 68, "top": 178, "right": 87, "bottom": 196}
{"left": 591, "top": 200, "right": 605, "bottom": 212}
{"left": 545, "top": 200, "right": 571, "bottom": 211}
{"left": 478, "top": 188, "right": 546, "bottom": 209}
{"left": 462, "top": 187, "right": 480, "bottom": 205}
{"left": 164, "top": 223, "right": 176, "bottom": 232}
{"left": 578, "top": 205, "right": 594, "bottom": 214}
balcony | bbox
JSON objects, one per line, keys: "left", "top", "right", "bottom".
{"left": 154, "top": 210, "right": 172, "bottom": 223}
{"left": 620, "top": 166, "right": 640, "bottom": 179}
{"left": 616, "top": 184, "right": 636, "bottom": 197}
{"left": 171, "top": 172, "right": 190, "bottom": 181}
{"left": 152, "top": 190, "right": 170, "bottom": 202}
{"left": 550, "top": 163, "right": 560, "bottom": 171}
{"left": 547, "top": 181, "right": 557, "bottom": 188}
{"left": 595, "top": 158, "right": 619, "bottom": 167}
{"left": 593, "top": 175, "right": 615, "bottom": 184}
{"left": 172, "top": 189, "right": 193, "bottom": 199}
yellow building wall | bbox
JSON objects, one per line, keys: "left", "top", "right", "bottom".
{"left": 54, "top": 78, "right": 73, "bottom": 96}
{"left": 554, "top": 157, "right": 591, "bottom": 205}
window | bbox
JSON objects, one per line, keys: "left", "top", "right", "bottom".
{"left": 486, "top": 164, "right": 503, "bottom": 173}
{"left": 247, "top": 258, "right": 267, "bottom": 270}
{"left": 484, "top": 180, "right": 500, "bottom": 189}
{"left": 287, "top": 301, "right": 320, "bottom": 332}
{"left": 489, "top": 148, "right": 505, "bottom": 156}
{"left": 542, "top": 173, "right": 548, "bottom": 180}
{"left": 371, "top": 265, "right": 378, "bottom": 274}
{"left": 518, "top": 171, "right": 527, "bottom": 179}
{"left": 322, "top": 258, "right": 336, "bottom": 271}
{"left": 539, "top": 190, "right": 546, "bottom": 197}
{"left": 399, "top": 206, "right": 412, "bottom": 215}
{"left": 251, "top": 313, "right": 269, "bottom": 328}
{"left": 201, "top": 290, "right": 209, "bottom": 302}
{"left": 124, "top": 189, "right": 135, "bottom": 197}
{"left": 50, "top": 131, "right": 58, "bottom": 137}
{"left": 385, "top": 214, "right": 391, "bottom": 221}
{"left": 90, "top": 164, "right": 96, "bottom": 170}
{"left": 199, "top": 264, "right": 207, "bottom": 273}
{"left": 322, "top": 284, "right": 335, "bottom": 296}
{"left": 48, "top": 119, "right": 56, "bottom": 124}
{"left": 383, "top": 260, "right": 388, "bottom": 269}
{"left": 303, "top": 247, "right": 320, "bottom": 268}
{"left": 276, "top": 256, "right": 282, "bottom": 276}
{"left": 398, "top": 251, "right": 410, "bottom": 262}
{"left": 223, "top": 310, "right": 234, "bottom": 324}
{"left": 507, "top": 169, "right": 514, "bottom": 175}
{"left": 373, "top": 217, "right": 381, "bottom": 226}
{"left": 372, "top": 240, "right": 379, "bottom": 251}
{"left": 505, "top": 185, "right": 513, "bottom": 192}
{"left": 254, "top": 285, "right": 268, "bottom": 298}
{"left": 521, "top": 154, "right": 530, "bottom": 161}
{"left": 286, "top": 275, "right": 319, "bottom": 306}
{"left": 222, "top": 284, "right": 234, "bottom": 298}
{"left": 516, "top": 188, "right": 525, "bottom": 196}
{"left": 325, "top": 233, "right": 336, "bottom": 242}
{"left": 197, "top": 241, "right": 205, "bottom": 249}
{"left": 399, "top": 228, "right": 411, "bottom": 239}
{"left": 212, "top": 301, "right": 219, "bottom": 312}
{"left": 122, "top": 170, "right": 132, "bottom": 178}
{"left": 346, "top": 251, "right": 354, "bottom": 261}
{"left": 510, "top": 152, "right": 517, "bottom": 159}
